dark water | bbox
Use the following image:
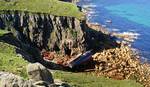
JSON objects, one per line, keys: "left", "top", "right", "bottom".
{"left": 78, "top": 0, "right": 150, "bottom": 60}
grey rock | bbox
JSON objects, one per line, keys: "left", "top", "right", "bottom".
{"left": 33, "top": 81, "right": 49, "bottom": 87}
{"left": 0, "top": 72, "right": 34, "bottom": 87}
{"left": 54, "top": 79, "right": 70, "bottom": 87}
{"left": 0, "top": 11, "right": 117, "bottom": 57}
{"left": 27, "top": 63, "right": 54, "bottom": 85}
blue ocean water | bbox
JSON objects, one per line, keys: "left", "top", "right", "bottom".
{"left": 78, "top": 0, "right": 150, "bottom": 60}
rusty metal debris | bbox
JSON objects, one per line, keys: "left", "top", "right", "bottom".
{"left": 42, "top": 50, "right": 93, "bottom": 68}
{"left": 67, "top": 50, "right": 93, "bottom": 68}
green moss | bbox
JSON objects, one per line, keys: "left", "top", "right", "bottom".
{"left": 53, "top": 71, "right": 143, "bottom": 87}
{"left": 0, "top": 0, "right": 84, "bottom": 20}
{"left": 0, "top": 42, "right": 28, "bottom": 79}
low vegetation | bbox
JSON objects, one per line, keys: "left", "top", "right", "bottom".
{"left": 53, "top": 70, "right": 143, "bottom": 87}
{"left": 0, "top": 42, "right": 28, "bottom": 78}
{"left": 0, "top": 29, "right": 28, "bottom": 78}
{"left": 0, "top": 29, "right": 9, "bottom": 36}
{"left": 0, "top": 0, "right": 84, "bottom": 19}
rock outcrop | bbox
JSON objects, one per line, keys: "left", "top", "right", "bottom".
{"left": 0, "top": 63, "right": 70, "bottom": 87}
{"left": 0, "top": 72, "right": 34, "bottom": 87}
{"left": 27, "top": 63, "right": 54, "bottom": 85}
{"left": 0, "top": 11, "right": 84, "bottom": 52}
{"left": 0, "top": 11, "right": 117, "bottom": 56}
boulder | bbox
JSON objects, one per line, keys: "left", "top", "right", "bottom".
{"left": 0, "top": 72, "right": 34, "bottom": 87}
{"left": 27, "top": 63, "right": 54, "bottom": 85}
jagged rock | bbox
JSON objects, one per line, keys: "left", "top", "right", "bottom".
{"left": 92, "top": 44, "right": 150, "bottom": 87}
{"left": 0, "top": 72, "right": 34, "bottom": 87}
{"left": 0, "top": 67, "right": 69, "bottom": 87}
{"left": 0, "top": 11, "right": 85, "bottom": 53}
{"left": 27, "top": 63, "right": 54, "bottom": 85}
{"left": 93, "top": 45, "right": 139, "bottom": 79}
{"left": 0, "top": 11, "right": 117, "bottom": 56}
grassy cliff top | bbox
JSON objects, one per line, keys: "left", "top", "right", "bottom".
{"left": 0, "top": 0, "right": 84, "bottom": 19}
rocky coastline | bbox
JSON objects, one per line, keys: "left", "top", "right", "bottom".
{"left": 76, "top": 1, "right": 150, "bottom": 87}
{"left": 92, "top": 44, "right": 150, "bottom": 87}
{"left": 0, "top": 0, "right": 150, "bottom": 87}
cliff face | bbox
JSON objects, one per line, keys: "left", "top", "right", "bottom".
{"left": 0, "top": 11, "right": 117, "bottom": 56}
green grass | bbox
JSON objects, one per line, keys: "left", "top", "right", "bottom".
{"left": 0, "top": 29, "right": 9, "bottom": 36}
{"left": 0, "top": 42, "right": 28, "bottom": 78}
{"left": 0, "top": 0, "right": 84, "bottom": 19}
{"left": 53, "top": 71, "right": 143, "bottom": 87}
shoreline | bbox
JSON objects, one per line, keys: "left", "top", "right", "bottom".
{"left": 77, "top": 1, "right": 150, "bottom": 87}
{"left": 78, "top": 0, "right": 150, "bottom": 60}
{"left": 79, "top": 1, "right": 148, "bottom": 61}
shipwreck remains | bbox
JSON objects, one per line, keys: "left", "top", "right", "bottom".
{"left": 67, "top": 50, "right": 93, "bottom": 68}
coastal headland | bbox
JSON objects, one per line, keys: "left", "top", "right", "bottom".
{"left": 0, "top": 0, "right": 149, "bottom": 87}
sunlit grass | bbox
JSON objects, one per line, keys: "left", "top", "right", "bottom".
{"left": 53, "top": 70, "right": 143, "bottom": 87}
{"left": 0, "top": 42, "right": 28, "bottom": 79}
{"left": 0, "top": 0, "right": 84, "bottom": 19}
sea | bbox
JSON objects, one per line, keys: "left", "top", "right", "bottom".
{"left": 77, "top": 0, "right": 150, "bottom": 60}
